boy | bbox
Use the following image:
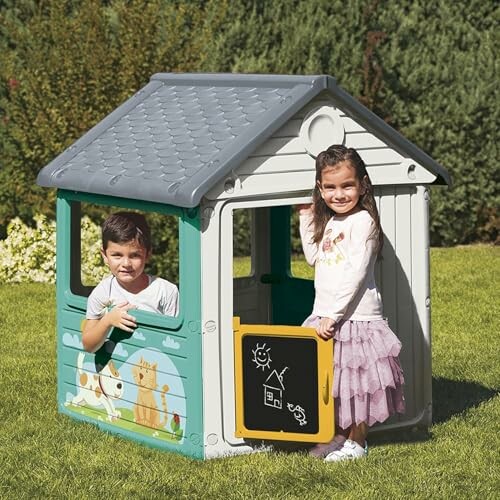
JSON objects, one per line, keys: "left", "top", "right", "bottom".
{"left": 83, "top": 212, "right": 179, "bottom": 352}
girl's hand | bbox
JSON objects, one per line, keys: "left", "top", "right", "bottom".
{"left": 107, "top": 301, "right": 137, "bottom": 332}
{"left": 316, "top": 317, "right": 335, "bottom": 340}
{"left": 296, "top": 203, "right": 313, "bottom": 215}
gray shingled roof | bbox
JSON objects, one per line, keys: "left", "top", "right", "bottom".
{"left": 37, "top": 73, "right": 450, "bottom": 207}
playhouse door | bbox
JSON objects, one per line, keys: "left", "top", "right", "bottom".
{"left": 232, "top": 204, "right": 314, "bottom": 326}
{"left": 219, "top": 198, "right": 329, "bottom": 447}
{"left": 233, "top": 317, "right": 334, "bottom": 442}
{"left": 269, "top": 205, "right": 315, "bottom": 326}
{"left": 232, "top": 207, "right": 272, "bottom": 324}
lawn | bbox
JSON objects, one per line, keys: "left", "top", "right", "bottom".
{"left": 1, "top": 245, "right": 499, "bottom": 499}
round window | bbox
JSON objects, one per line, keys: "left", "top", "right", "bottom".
{"left": 299, "top": 105, "right": 345, "bottom": 157}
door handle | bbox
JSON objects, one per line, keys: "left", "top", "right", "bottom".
{"left": 322, "top": 370, "right": 330, "bottom": 405}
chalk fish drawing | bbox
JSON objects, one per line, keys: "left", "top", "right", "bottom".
{"left": 287, "top": 403, "right": 307, "bottom": 426}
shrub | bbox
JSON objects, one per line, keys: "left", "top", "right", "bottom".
{"left": 0, "top": 215, "right": 107, "bottom": 284}
{"left": 205, "top": 0, "right": 498, "bottom": 245}
{"left": 0, "top": 0, "right": 228, "bottom": 235}
{"left": 80, "top": 215, "right": 109, "bottom": 286}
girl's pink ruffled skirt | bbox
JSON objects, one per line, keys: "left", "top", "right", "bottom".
{"left": 302, "top": 316, "right": 405, "bottom": 429}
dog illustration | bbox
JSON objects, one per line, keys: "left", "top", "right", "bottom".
{"left": 71, "top": 352, "right": 124, "bottom": 421}
{"left": 132, "top": 357, "right": 169, "bottom": 429}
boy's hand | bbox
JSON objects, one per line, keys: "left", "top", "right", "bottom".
{"left": 296, "top": 203, "right": 313, "bottom": 215}
{"left": 316, "top": 317, "right": 335, "bottom": 340}
{"left": 107, "top": 301, "right": 137, "bottom": 332}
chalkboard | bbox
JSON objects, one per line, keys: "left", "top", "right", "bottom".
{"left": 234, "top": 319, "right": 334, "bottom": 442}
{"left": 242, "top": 335, "right": 319, "bottom": 433}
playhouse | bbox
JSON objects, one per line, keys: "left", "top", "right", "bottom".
{"left": 37, "top": 73, "right": 450, "bottom": 460}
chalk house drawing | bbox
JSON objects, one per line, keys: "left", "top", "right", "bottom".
{"left": 263, "top": 367, "right": 288, "bottom": 409}
{"left": 252, "top": 343, "right": 272, "bottom": 371}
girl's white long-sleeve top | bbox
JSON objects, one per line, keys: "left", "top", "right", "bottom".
{"left": 299, "top": 209, "right": 383, "bottom": 323}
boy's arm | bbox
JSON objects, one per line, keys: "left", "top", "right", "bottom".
{"left": 167, "top": 287, "right": 179, "bottom": 317}
{"left": 82, "top": 302, "right": 137, "bottom": 352}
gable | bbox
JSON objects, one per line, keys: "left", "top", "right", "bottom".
{"left": 206, "top": 93, "right": 448, "bottom": 201}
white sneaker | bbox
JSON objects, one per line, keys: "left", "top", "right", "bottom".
{"left": 309, "top": 435, "right": 347, "bottom": 458}
{"left": 324, "top": 439, "right": 368, "bottom": 462}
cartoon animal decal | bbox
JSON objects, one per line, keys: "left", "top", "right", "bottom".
{"left": 132, "top": 357, "right": 169, "bottom": 429}
{"left": 71, "top": 352, "right": 124, "bottom": 421}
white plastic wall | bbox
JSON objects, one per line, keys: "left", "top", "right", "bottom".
{"left": 199, "top": 93, "right": 434, "bottom": 457}
{"left": 206, "top": 92, "right": 436, "bottom": 203}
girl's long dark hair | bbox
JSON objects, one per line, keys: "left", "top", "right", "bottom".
{"left": 311, "top": 145, "right": 383, "bottom": 255}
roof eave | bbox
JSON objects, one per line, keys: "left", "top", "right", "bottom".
{"left": 327, "top": 80, "right": 452, "bottom": 187}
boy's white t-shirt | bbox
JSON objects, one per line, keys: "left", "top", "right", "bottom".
{"left": 300, "top": 209, "right": 383, "bottom": 323}
{"left": 86, "top": 275, "right": 179, "bottom": 319}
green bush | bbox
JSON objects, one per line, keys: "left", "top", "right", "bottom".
{"left": 0, "top": 214, "right": 107, "bottom": 284}
{"left": 376, "top": 1, "right": 499, "bottom": 245}
{"left": 204, "top": 0, "right": 499, "bottom": 245}
{"left": 0, "top": 0, "right": 497, "bottom": 245}
{"left": 0, "top": 0, "right": 227, "bottom": 236}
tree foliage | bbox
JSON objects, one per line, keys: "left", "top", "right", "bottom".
{"left": 0, "top": 0, "right": 227, "bottom": 235}
{"left": 203, "top": 0, "right": 499, "bottom": 245}
{"left": 0, "top": 0, "right": 497, "bottom": 245}
{"left": 376, "top": 0, "right": 499, "bottom": 245}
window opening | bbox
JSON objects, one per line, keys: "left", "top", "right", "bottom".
{"left": 233, "top": 208, "right": 253, "bottom": 278}
{"left": 72, "top": 203, "right": 180, "bottom": 309}
{"left": 290, "top": 204, "right": 314, "bottom": 280}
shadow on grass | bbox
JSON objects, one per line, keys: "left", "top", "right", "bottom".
{"left": 431, "top": 376, "right": 498, "bottom": 425}
{"left": 363, "top": 376, "right": 498, "bottom": 447}
{"left": 257, "top": 377, "right": 499, "bottom": 453}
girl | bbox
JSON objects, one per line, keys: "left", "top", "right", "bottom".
{"left": 299, "top": 145, "right": 405, "bottom": 462}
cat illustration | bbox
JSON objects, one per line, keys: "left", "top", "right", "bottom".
{"left": 132, "top": 357, "right": 169, "bottom": 429}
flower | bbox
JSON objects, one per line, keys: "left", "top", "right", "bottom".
{"left": 8, "top": 78, "right": 20, "bottom": 90}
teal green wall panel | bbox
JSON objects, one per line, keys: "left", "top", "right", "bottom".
{"left": 270, "top": 206, "right": 314, "bottom": 326}
{"left": 56, "top": 190, "right": 204, "bottom": 459}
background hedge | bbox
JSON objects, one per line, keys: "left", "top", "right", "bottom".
{"left": 0, "top": 0, "right": 498, "bottom": 247}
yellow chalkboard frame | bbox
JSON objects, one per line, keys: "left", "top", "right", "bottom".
{"left": 233, "top": 317, "right": 334, "bottom": 443}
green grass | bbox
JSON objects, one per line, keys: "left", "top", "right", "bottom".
{"left": 1, "top": 246, "right": 499, "bottom": 499}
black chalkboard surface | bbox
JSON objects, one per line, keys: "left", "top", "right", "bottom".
{"left": 234, "top": 318, "right": 334, "bottom": 442}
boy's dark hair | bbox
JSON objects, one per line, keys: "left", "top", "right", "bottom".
{"left": 102, "top": 212, "right": 151, "bottom": 252}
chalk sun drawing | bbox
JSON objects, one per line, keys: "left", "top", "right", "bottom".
{"left": 252, "top": 343, "right": 272, "bottom": 371}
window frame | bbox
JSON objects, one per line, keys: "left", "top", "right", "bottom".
{"left": 57, "top": 190, "right": 195, "bottom": 331}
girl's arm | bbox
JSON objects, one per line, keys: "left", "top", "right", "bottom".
{"left": 325, "top": 214, "right": 378, "bottom": 322}
{"left": 298, "top": 208, "right": 318, "bottom": 266}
